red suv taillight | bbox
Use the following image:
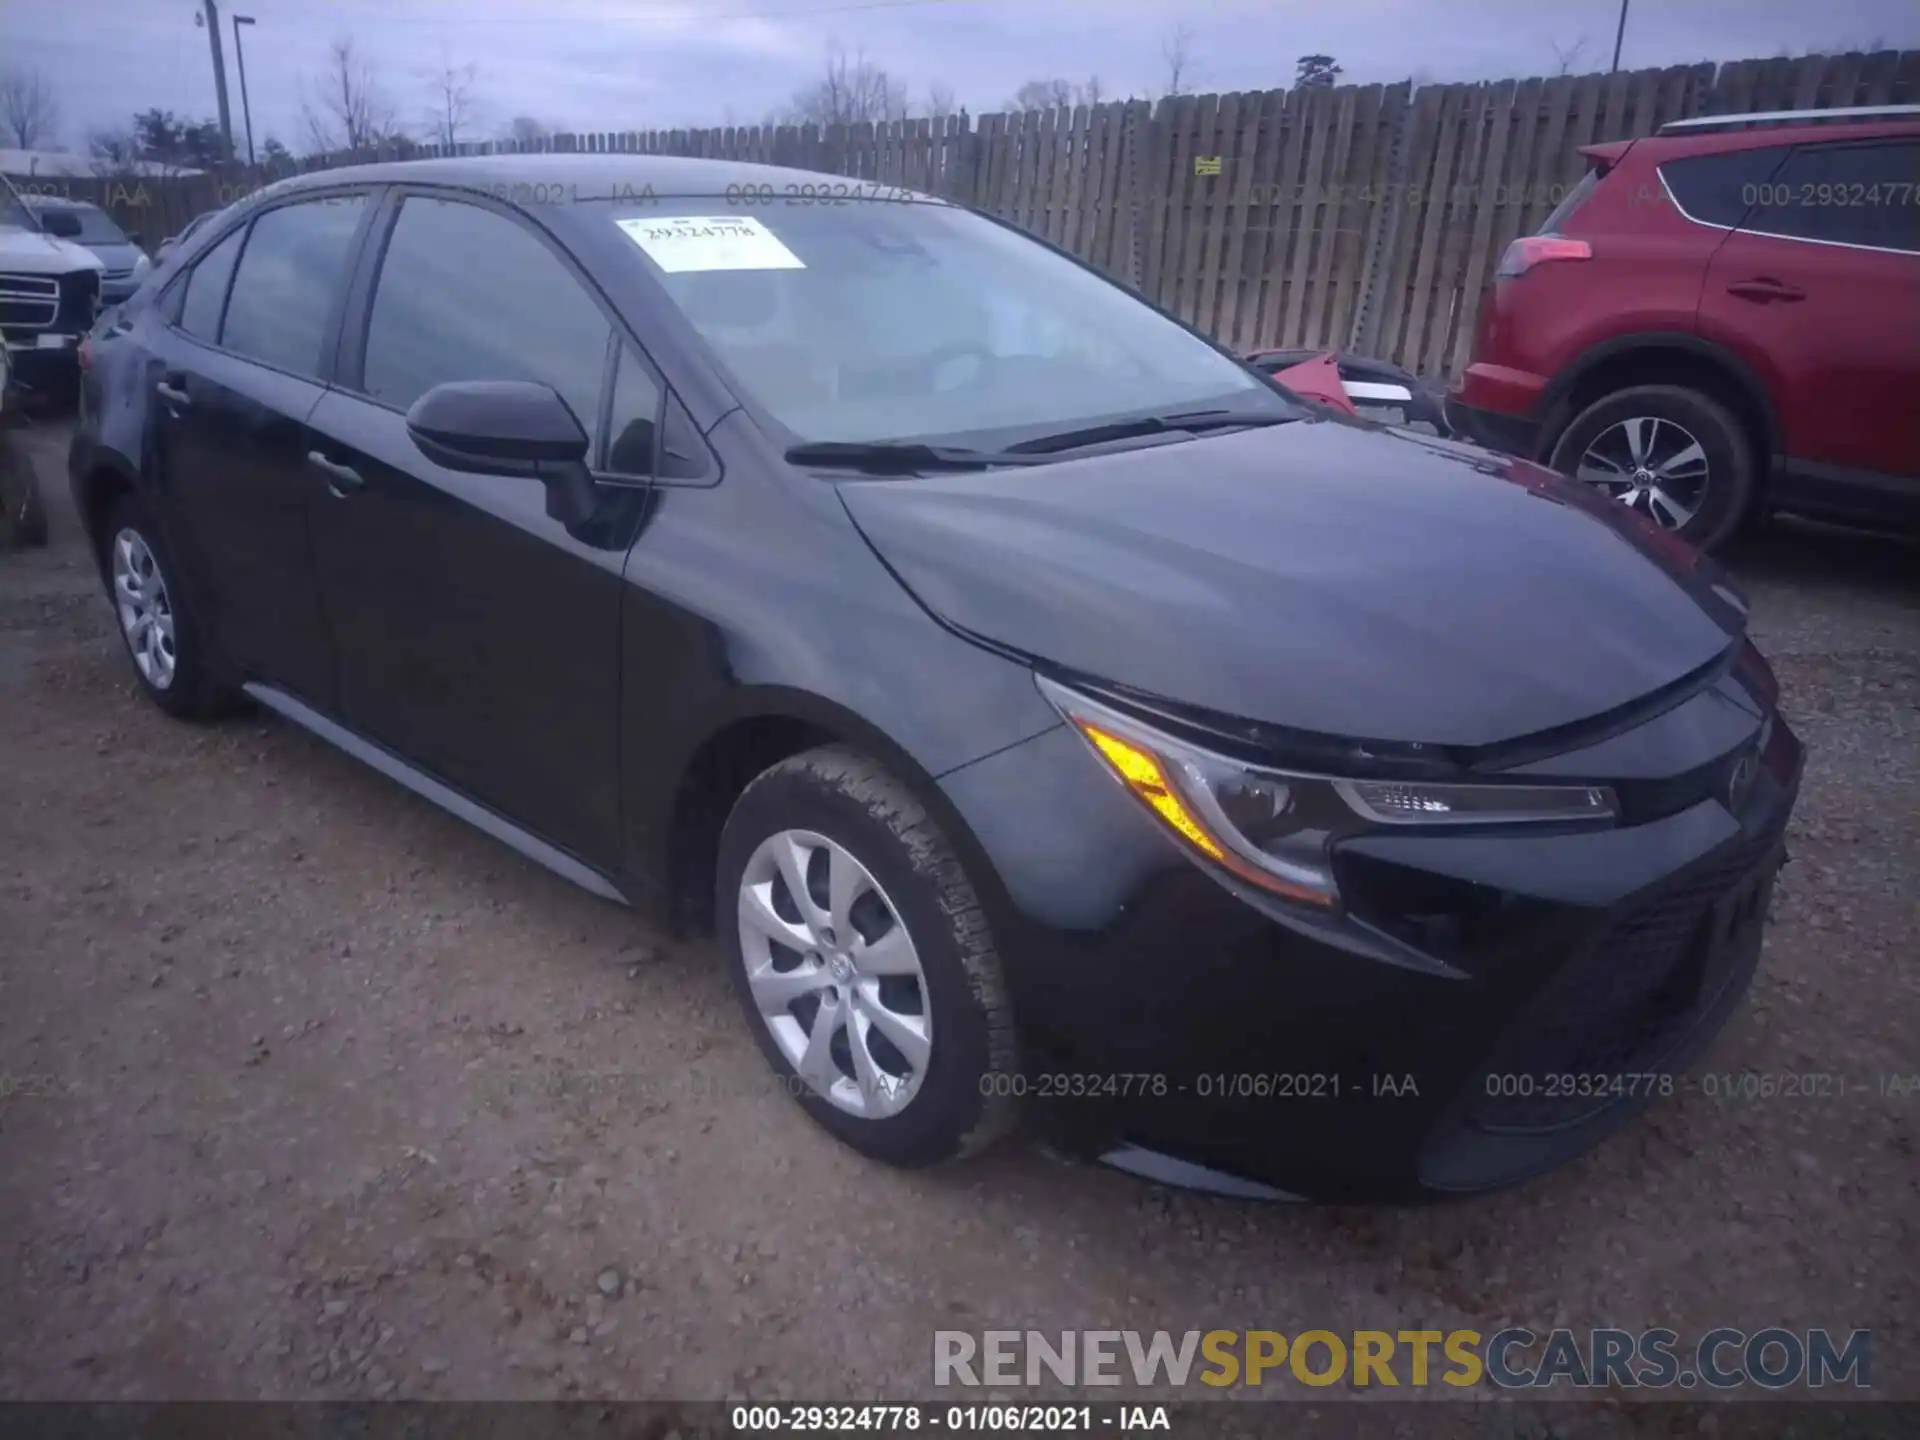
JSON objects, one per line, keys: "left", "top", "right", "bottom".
{"left": 1496, "top": 235, "right": 1592, "bottom": 279}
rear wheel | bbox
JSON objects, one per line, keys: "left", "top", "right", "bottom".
{"left": 1548, "top": 384, "right": 1754, "bottom": 550}
{"left": 103, "top": 493, "right": 240, "bottom": 719}
{"left": 717, "top": 745, "right": 1019, "bottom": 1168}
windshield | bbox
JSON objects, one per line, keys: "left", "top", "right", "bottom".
{"left": 608, "top": 199, "right": 1289, "bottom": 449}
{"left": 0, "top": 176, "right": 37, "bottom": 231}
{"left": 40, "top": 204, "right": 131, "bottom": 245}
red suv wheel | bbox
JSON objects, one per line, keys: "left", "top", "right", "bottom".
{"left": 1548, "top": 384, "right": 1754, "bottom": 550}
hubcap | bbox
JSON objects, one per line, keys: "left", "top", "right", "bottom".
{"left": 1575, "top": 416, "right": 1709, "bottom": 532}
{"left": 111, "top": 528, "right": 177, "bottom": 690}
{"left": 737, "top": 829, "right": 931, "bottom": 1119}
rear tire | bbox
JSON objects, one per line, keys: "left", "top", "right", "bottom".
{"left": 1548, "top": 384, "right": 1754, "bottom": 551}
{"left": 102, "top": 493, "right": 241, "bottom": 720}
{"left": 717, "top": 745, "right": 1019, "bottom": 1168}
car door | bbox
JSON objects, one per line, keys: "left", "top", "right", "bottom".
{"left": 304, "top": 190, "right": 661, "bottom": 869}
{"left": 1698, "top": 138, "right": 1920, "bottom": 484}
{"left": 147, "top": 191, "right": 374, "bottom": 707}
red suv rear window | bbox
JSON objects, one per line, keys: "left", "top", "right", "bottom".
{"left": 1657, "top": 146, "right": 1795, "bottom": 228}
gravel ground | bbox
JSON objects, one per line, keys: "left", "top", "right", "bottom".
{"left": 2, "top": 417, "right": 1915, "bottom": 1405}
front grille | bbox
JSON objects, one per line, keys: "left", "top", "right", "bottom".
{"left": 1463, "top": 826, "right": 1782, "bottom": 1134}
{"left": 59, "top": 269, "right": 101, "bottom": 330}
{"left": 0, "top": 269, "right": 97, "bottom": 339}
{"left": 0, "top": 272, "right": 59, "bottom": 329}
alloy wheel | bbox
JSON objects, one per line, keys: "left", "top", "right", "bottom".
{"left": 736, "top": 828, "right": 932, "bottom": 1119}
{"left": 1574, "top": 416, "right": 1710, "bottom": 532}
{"left": 112, "top": 527, "right": 177, "bottom": 689}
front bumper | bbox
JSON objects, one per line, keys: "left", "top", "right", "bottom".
{"left": 2, "top": 336, "right": 83, "bottom": 397}
{"left": 1445, "top": 393, "right": 1542, "bottom": 460}
{"left": 941, "top": 703, "right": 1804, "bottom": 1203}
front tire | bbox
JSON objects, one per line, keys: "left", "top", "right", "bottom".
{"left": 103, "top": 493, "right": 239, "bottom": 719}
{"left": 717, "top": 745, "right": 1019, "bottom": 1168}
{"left": 1548, "top": 384, "right": 1754, "bottom": 551}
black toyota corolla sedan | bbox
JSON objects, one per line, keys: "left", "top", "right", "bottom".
{"left": 70, "top": 155, "right": 1802, "bottom": 1202}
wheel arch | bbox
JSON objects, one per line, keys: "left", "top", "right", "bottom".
{"left": 1538, "top": 333, "right": 1781, "bottom": 472}
{"left": 72, "top": 451, "right": 142, "bottom": 577}
{"left": 657, "top": 686, "right": 1014, "bottom": 941}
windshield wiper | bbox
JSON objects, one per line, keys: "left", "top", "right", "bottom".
{"left": 1004, "top": 409, "right": 1295, "bottom": 455}
{"left": 784, "top": 440, "right": 1046, "bottom": 474}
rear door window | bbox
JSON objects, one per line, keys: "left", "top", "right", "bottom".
{"left": 176, "top": 226, "right": 244, "bottom": 343}
{"left": 221, "top": 195, "right": 368, "bottom": 378}
{"left": 1658, "top": 146, "right": 1793, "bottom": 229}
{"left": 1740, "top": 141, "right": 1920, "bottom": 253}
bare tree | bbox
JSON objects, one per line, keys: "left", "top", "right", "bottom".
{"left": 1804, "top": 33, "right": 1886, "bottom": 55}
{"left": 1160, "top": 23, "right": 1198, "bottom": 99}
{"left": 302, "top": 38, "right": 401, "bottom": 155}
{"left": 784, "top": 43, "right": 911, "bottom": 126}
{"left": 1007, "top": 76, "right": 1107, "bottom": 112}
{"left": 424, "top": 52, "right": 479, "bottom": 150}
{"left": 925, "top": 83, "right": 959, "bottom": 120}
{"left": 1008, "top": 78, "right": 1074, "bottom": 111}
{"left": 1549, "top": 37, "right": 1591, "bottom": 75}
{"left": 86, "top": 126, "right": 142, "bottom": 177}
{"left": 0, "top": 67, "right": 61, "bottom": 149}
{"left": 506, "top": 115, "right": 552, "bottom": 148}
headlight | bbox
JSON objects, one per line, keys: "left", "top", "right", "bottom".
{"left": 1037, "top": 675, "right": 1618, "bottom": 910}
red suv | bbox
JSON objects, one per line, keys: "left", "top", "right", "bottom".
{"left": 1448, "top": 105, "right": 1920, "bottom": 549}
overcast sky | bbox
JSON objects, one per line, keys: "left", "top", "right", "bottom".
{"left": 11, "top": 0, "right": 1918, "bottom": 155}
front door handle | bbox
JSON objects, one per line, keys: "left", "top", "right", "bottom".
{"left": 1725, "top": 277, "right": 1806, "bottom": 304}
{"left": 307, "top": 450, "right": 365, "bottom": 496}
{"left": 154, "top": 379, "right": 191, "bottom": 407}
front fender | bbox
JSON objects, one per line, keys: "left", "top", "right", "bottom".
{"left": 615, "top": 437, "right": 1060, "bottom": 896}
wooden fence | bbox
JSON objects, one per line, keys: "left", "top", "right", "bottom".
{"left": 10, "top": 48, "right": 1914, "bottom": 376}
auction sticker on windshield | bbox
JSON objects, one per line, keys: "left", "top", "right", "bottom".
{"left": 615, "top": 215, "right": 805, "bottom": 272}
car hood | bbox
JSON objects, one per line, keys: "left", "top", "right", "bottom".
{"left": 837, "top": 419, "right": 1748, "bottom": 750}
{"left": 84, "top": 241, "right": 144, "bottom": 273}
{"left": 0, "top": 225, "right": 106, "bottom": 275}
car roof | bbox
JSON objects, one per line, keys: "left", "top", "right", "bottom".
{"left": 272, "top": 152, "right": 946, "bottom": 202}
{"left": 22, "top": 194, "right": 104, "bottom": 211}
{"left": 1637, "top": 115, "right": 1920, "bottom": 160}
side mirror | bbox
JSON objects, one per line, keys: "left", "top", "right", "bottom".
{"left": 41, "top": 210, "right": 84, "bottom": 239}
{"left": 405, "top": 379, "right": 598, "bottom": 525}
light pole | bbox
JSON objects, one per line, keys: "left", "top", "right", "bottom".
{"left": 1610, "top": 0, "right": 1632, "bottom": 73}
{"left": 193, "top": 1, "right": 237, "bottom": 160}
{"left": 233, "top": 14, "right": 257, "bottom": 166}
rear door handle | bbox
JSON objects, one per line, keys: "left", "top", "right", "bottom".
{"left": 307, "top": 450, "right": 365, "bottom": 495}
{"left": 154, "top": 378, "right": 191, "bottom": 406}
{"left": 1725, "top": 277, "right": 1806, "bottom": 304}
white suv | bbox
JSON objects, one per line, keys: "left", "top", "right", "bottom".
{"left": 1, "top": 174, "right": 106, "bottom": 406}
